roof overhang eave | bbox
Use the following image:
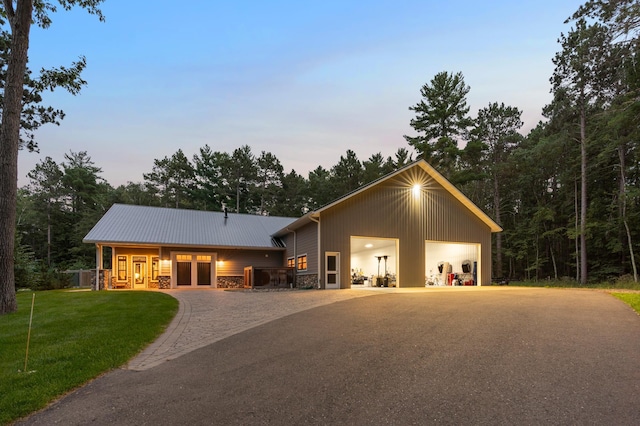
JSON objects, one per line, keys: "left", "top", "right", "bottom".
{"left": 272, "top": 212, "right": 317, "bottom": 237}
{"left": 82, "top": 240, "right": 286, "bottom": 251}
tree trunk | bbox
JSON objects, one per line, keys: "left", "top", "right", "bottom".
{"left": 579, "top": 106, "right": 587, "bottom": 285}
{"left": 575, "top": 179, "right": 580, "bottom": 283}
{"left": 493, "top": 175, "right": 503, "bottom": 277}
{"left": 619, "top": 144, "right": 638, "bottom": 282}
{"left": 550, "top": 244, "right": 558, "bottom": 280}
{"left": 0, "top": 0, "right": 33, "bottom": 314}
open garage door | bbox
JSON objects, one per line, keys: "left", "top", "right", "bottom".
{"left": 425, "top": 241, "right": 480, "bottom": 286}
{"left": 350, "top": 236, "right": 398, "bottom": 287}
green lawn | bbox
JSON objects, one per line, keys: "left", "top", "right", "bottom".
{"left": 611, "top": 293, "right": 640, "bottom": 315}
{"left": 0, "top": 290, "right": 178, "bottom": 425}
{"left": 506, "top": 279, "right": 640, "bottom": 315}
{"left": 508, "top": 279, "right": 640, "bottom": 315}
{"left": 509, "top": 279, "right": 640, "bottom": 291}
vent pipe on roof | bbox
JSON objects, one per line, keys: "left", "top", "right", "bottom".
{"left": 222, "top": 203, "right": 228, "bottom": 219}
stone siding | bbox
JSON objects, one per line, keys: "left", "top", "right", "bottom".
{"left": 111, "top": 276, "right": 132, "bottom": 289}
{"left": 158, "top": 276, "right": 171, "bottom": 289}
{"left": 296, "top": 274, "right": 318, "bottom": 289}
{"left": 217, "top": 276, "right": 244, "bottom": 289}
{"left": 91, "top": 269, "right": 110, "bottom": 291}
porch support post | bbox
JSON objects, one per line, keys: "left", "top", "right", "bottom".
{"left": 94, "top": 244, "right": 102, "bottom": 291}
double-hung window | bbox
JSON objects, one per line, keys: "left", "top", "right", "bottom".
{"left": 117, "top": 255, "right": 127, "bottom": 281}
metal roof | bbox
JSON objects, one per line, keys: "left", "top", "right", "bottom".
{"left": 83, "top": 204, "right": 298, "bottom": 249}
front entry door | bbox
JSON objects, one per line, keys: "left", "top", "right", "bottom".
{"left": 132, "top": 256, "right": 147, "bottom": 289}
{"left": 325, "top": 252, "right": 340, "bottom": 289}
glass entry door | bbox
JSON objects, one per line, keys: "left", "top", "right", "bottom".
{"left": 132, "top": 256, "right": 147, "bottom": 289}
{"left": 325, "top": 252, "right": 340, "bottom": 289}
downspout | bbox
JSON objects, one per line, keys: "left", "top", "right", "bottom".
{"left": 309, "top": 215, "right": 321, "bottom": 289}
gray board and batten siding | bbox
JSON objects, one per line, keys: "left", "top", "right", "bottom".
{"left": 284, "top": 161, "right": 500, "bottom": 288}
{"left": 85, "top": 160, "right": 500, "bottom": 290}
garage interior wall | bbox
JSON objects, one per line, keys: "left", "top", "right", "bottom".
{"left": 425, "top": 241, "right": 480, "bottom": 285}
{"left": 350, "top": 237, "right": 398, "bottom": 285}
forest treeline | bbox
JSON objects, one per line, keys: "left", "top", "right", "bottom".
{"left": 14, "top": 0, "right": 640, "bottom": 286}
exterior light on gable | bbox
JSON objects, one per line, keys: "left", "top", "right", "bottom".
{"left": 412, "top": 184, "right": 421, "bottom": 198}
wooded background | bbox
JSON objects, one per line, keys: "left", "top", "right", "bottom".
{"left": 13, "top": 1, "right": 640, "bottom": 287}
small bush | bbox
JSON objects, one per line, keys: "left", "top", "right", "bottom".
{"left": 14, "top": 260, "right": 72, "bottom": 291}
{"left": 14, "top": 239, "right": 39, "bottom": 290}
{"left": 32, "top": 267, "right": 72, "bottom": 291}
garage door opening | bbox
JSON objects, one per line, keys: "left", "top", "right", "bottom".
{"left": 425, "top": 241, "right": 480, "bottom": 286}
{"left": 350, "top": 236, "right": 398, "bottom": 287}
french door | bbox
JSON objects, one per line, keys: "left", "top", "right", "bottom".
{"left": 132, "top": 256, "right": 147, "bottom": 289}
{"left": 173, "top": 253, "right": 216, "bottom": 287}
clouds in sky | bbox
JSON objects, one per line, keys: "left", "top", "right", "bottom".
{"left": 19, "top": 0, "right": 584, "bottom": 187}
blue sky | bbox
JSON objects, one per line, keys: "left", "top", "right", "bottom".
{"left": 19, "top": 0, "right": 584, "bottom": 187}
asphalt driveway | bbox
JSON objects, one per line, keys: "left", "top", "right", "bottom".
{"left": 18, "top": 287, "right": 640, "bottom": 425}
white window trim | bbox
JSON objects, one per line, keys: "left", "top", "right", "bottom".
{"left": 116, "top": 254, "right": 128, "bottom": 282}
{"left": 150, "top": 256, "right": 160, "bottom": 282}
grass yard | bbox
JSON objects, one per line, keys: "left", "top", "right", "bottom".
{"left": 509, "top": 279, "right": 640, "bottom": 315}
{"left": 512, "top": 279, "right": 640, "bottom": 291}
{"left": 0, "top": 290, "right": 178, "bottom": 425}
{"left": 611, "top": 292, "right": 640, "bottom": 315}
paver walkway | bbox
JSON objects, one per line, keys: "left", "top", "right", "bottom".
{"left": 128, "top": 286, "right": 527, "bottom": 370}
{"left": 128, "top": 288, "right": 378, "bottom": 370}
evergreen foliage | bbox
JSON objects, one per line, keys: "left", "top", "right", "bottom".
{"left": 7, "top": 0, "right": 640, "bottom": 294}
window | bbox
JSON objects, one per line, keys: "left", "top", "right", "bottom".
{"left": 287, "top": 257, "right": 295, "bottom": 268}
{"left": 151, "top": 257, "right": 159, "bottom": 281}
{"left": 297, "top": 255, "right": 307, "bottom": 271}
{"left": 117, "top": 256, "right": 127, "bottom": 281}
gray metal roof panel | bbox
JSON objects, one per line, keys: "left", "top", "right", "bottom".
{"left": 83, "top": 204, "right": 298, "bottom": 248}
